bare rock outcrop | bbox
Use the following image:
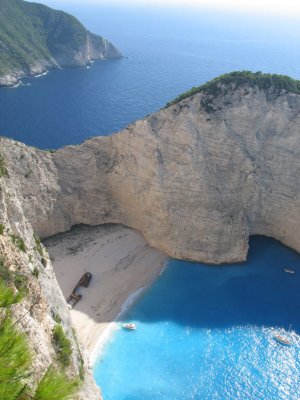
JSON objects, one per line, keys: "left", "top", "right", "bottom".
{"left": 1, "top": 73, "right": 300, "bottom": 264}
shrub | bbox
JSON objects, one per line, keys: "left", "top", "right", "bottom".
{"left": 10, "top": 234, "right": 26, "bottom": 252}
{"left": 52, "top": 311, "right": 61, "bottom": 324}
{"left": 0, "top": 224, "right": 4, "bottom": 235}
{"left": 0, "top": 278, "right": 80, "bottom": 399}
{"left": 0, "top": 279, "right": 32, "bottom": 400}
{"left": 0, "top": 259, "right": 27, "bottom": 298}
{"left": 13, "top": 273, "right": 28, "bottom": 294}
{"left": 32, "top": 267, "right": 39, "bottom": 278}
{"left": 0, "top": 153, "right": 7, "bottom": 178}
{"left": 33, "top": 233, "right": 44, "bottom": 257}
{"left": 165, "top": 71, "right": 300, "bottom": 107}
{"left": 0, "top": 309, "right": 33, "bottom": 399}
{"left": 52, "top": 324, "right": 72, "bottom": 367}
{"left": 0, "top": 258, "right": 12, "bottom": 283}
{"left": 0, "top": 279, "right": 24, "bottom": 307}
{"left": 33, "top": 366, "right": 79, "bottom": 400}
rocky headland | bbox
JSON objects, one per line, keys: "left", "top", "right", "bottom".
{"left": 0, "top": 71, "right": 300, "bottom": 397}
{"left": 0, "top": 0, "right": 122, "bottom": 87}
{"left": 2, "top": 72, "right": 300, "bottom": 263}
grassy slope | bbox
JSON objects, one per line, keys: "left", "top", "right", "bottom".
{"left": 0, "top": 0, "right": 88, "bottom": 76}
{"left": 166, "top": 71, "right": 300, "bottom": 107}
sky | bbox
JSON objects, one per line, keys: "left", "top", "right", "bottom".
{"left": 44, "top": 0, "right": 300, "bottom": 18}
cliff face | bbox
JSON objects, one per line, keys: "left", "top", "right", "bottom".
{"left": 0, "top": 154, "right": 101, "bottom": 398}
{"left": 0, "top": 0, "right": 122, "bottom": 87}
{"left": 1, "top": 73, "right": 300, "bottom": 265}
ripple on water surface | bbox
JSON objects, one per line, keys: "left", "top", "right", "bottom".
{"left": 93, "top": 236, "right": 300, "bottom": 400}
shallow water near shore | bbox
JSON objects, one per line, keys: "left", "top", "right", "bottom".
{"left": 93, "top": 236, "right": 300, "bottom": 400}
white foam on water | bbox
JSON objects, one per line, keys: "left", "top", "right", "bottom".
{"left": 90, "top": 321, "right": 119, "bottom": 364}
{"left": 35, "top": 71, "right": 48, "bottom": 78}
{"left": 119, "top": 286, "right": 145, "bottom": 316}
{"left": 11, "top": 81, "right": 22, "bottom": 88}
{"left": 90, "top": 286, "right": 145, "bottom": 364}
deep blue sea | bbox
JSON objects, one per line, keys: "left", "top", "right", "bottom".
{"left": 0, "top": 4, "right": 300, "bottom": 148}
{"left": 94, "top": 236, "right": 300, "bottom": 400}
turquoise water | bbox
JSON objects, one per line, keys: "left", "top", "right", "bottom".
{"left": 0, "top": 5, "right": 300, "bottom": 148}
{"left": 93, "top": 236, "right": 300, "bottom": 400}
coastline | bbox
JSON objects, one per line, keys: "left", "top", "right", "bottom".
{"left": 0, "top": 56, "right": 123, "bottom": 88}
{"left": 44, "top": 224, "right": 167, "bottom": 359}
{"left": 0, "top": 65, "right": 53, "bottom": 88}
{"left": 90, "top": 286, "right": 147, "bottom": 364}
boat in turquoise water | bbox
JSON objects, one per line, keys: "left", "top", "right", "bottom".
{"left": 273, "top": 335, "right": 292, "bottom": 346}
{"left": 122, "top": 323, "right": 136, "bottom": 330}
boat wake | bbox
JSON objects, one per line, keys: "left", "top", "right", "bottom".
{"left": 35, "top": 71, "right": 48, "bottom": 78}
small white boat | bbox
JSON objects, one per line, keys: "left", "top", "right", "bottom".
{"left": 273, "top": 335, "right": 291, "bottom": 346}
{"left": 122, "top": 323, "right": 136, "bottom": 330}
{"left": 284, "top": 269, "right": 295, "bottom": 274}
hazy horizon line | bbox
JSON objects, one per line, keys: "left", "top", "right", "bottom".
{"left": 41, "top": 0, "right": 300, "bottom": 19}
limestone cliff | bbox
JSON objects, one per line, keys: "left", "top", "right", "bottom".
{"left": 1, "top": 72, "right": 300, "bottom": 266}
{"left": 0, "top": 153, "right": 101, "bottom": 397}
{"left": 0, "top": 0, "right": 122, "bottom": 87}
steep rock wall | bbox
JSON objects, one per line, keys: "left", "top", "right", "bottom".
{"left": 1, "top": 82, "right": 299, "bottom": 264}
{"left": 0, "top": 145, "right": 101, "bottom": 399}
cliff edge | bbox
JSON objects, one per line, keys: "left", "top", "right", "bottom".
{"left": 1, "top": 71, "right": 300, "bottom": 264}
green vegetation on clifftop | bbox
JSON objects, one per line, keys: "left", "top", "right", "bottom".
{"left": 166, "top": 71, "right": 300, "bottom": 107}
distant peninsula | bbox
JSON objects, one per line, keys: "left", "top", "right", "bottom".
{"left": 0, "top": 0, "right": 122, "bottom": 87}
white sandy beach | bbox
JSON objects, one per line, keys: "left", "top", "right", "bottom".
{"left": 44, "top": 224, "right": 167, "bottom": 356}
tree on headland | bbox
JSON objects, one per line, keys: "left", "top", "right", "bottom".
{"left": 166, "top": 70, "right": 300, "bottom": 107}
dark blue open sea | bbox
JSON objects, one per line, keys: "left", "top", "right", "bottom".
{"left": 1, "top": 4, "right": 300, "bottom": 398}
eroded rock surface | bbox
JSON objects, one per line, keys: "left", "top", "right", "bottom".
{"left": 0, "top": 165, "right": 101, "bottom": 398}
{"left": 1, "top": 81, "right": 300, "bottom": 264}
